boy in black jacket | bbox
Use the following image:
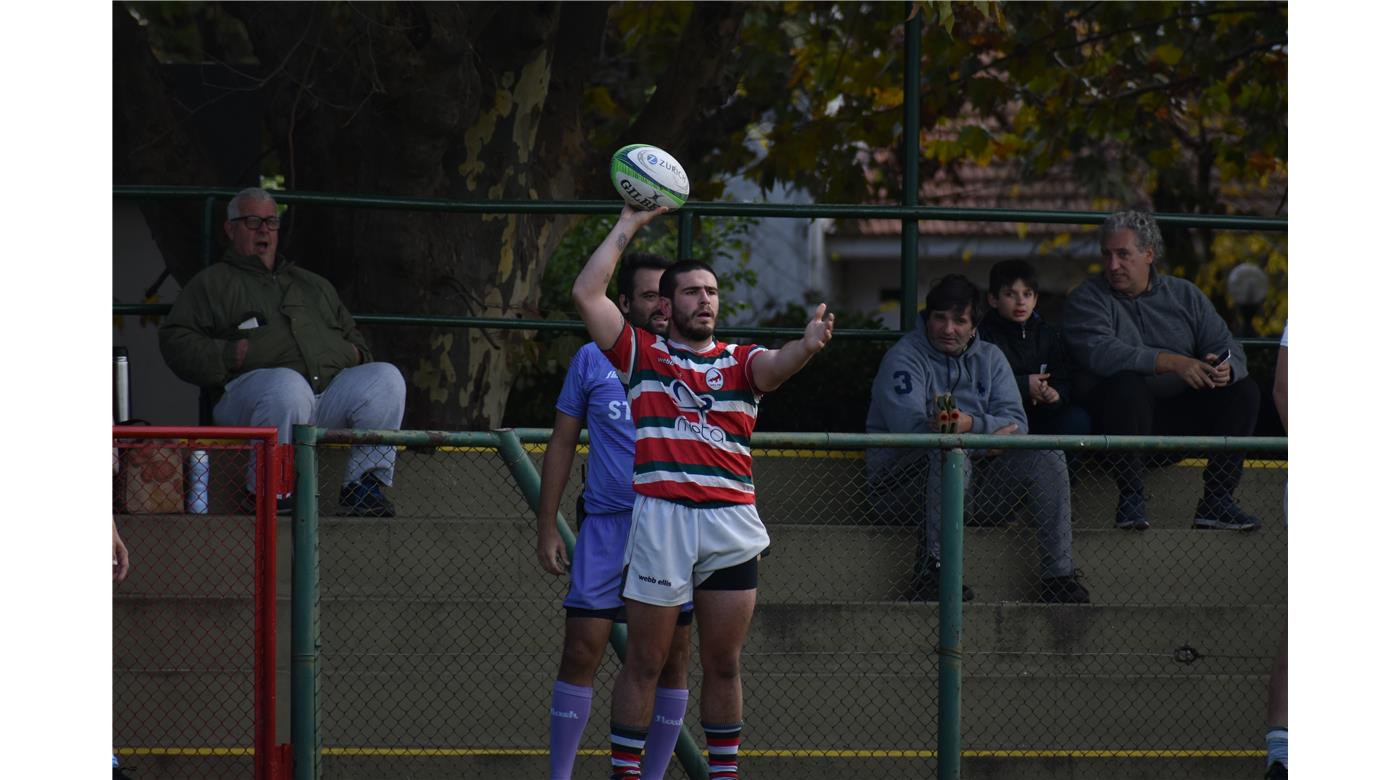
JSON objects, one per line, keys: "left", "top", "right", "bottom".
{"left": 979, "top": 260, "right": 1092, "bottom": 437}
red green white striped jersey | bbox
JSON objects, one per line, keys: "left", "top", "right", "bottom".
{"left": 603, "top": 324, "right": 768, "bottom": 507}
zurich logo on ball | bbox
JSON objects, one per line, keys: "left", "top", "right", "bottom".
{"left": 646, "top": 153, "right": 659, "bottom": 165}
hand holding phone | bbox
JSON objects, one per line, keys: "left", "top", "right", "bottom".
{"left": 1205, "top": 349, "right": 1232, "bottom": 387}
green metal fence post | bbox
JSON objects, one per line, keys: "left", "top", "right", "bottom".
{"left": 901, "top": 2, "right": 923, "bottom": 333}
{"left": 678, "top": 210, "right": 694, "bottom": 261}
{"left": 937, "top": 447, "right": 966, "bottom": 780}
{"left": 492, "top": 429, "right": 710, "bottom": 780}
{"left": 291, "top": 425, "right": 321, "bottom": 780}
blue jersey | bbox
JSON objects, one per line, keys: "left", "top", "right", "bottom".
{"left": 556, "top": 343, "right": 637, "bottom": 515}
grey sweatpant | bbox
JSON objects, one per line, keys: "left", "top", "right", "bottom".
{"left": 870, "top": 448, "right": 1074, "bottom": 578}
{"left": 214, "top": 363, "right": 406, "bottom": 491}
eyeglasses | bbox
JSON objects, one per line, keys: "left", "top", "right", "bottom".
{"left": 231, "top": 215, "right": 281, "bottom": 231}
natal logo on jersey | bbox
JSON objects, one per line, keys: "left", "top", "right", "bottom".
{"left": 670, "top": 380, "right": 724, "bottom": 443}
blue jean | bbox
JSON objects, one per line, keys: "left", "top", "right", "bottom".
{"left": 213, "top": 363, "right": 406, "bottom": 490}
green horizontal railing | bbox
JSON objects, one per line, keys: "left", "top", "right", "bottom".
{"left": 115, "top": 186, "right": 1286, "bottom": 346}
{"left": 111, "top": 302, "right": 1282, "bottom": 348}
{"left": 115, "top": 185, "right": 1288, "bottom": 230}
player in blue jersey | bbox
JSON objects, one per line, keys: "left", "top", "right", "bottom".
{"left": 536, "top": 253, "right": 692, "bottom": 780}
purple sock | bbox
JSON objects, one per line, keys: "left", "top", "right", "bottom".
{"left": 549, "top": 680, "right": 593, "bottom": 780}
{"left": 639, "top": 687, "right": 689, "bottom": 780}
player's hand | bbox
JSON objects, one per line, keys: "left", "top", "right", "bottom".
{"left": 619, "top": 204, "right": 671, "bottom": 230}
{"left": 536, "top": 526, "right": 570, "bottom": 576}
{"left": 802, "top": 303, "right": 835, "bottom": 354}
{"left": 1203, "top": 353, "right": 1232, "bottom": 387}
{"left": 1166, "top": 353, "right": 1216, "bottom": 390}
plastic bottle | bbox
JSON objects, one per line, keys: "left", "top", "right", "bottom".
{"left": 187, "top": 449, "right": 210, "bottom": 514}
{"left": 114, "top": 347, "right": 130, "bottom": 424}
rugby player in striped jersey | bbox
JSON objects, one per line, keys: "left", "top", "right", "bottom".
{"left": 573, "top": 205, "right": 834, "bottom": 780}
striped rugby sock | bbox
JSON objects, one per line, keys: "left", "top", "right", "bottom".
{"left": 702, "top": 721, "right": 743, "bottom": 779}
{"left": 609, "top": 722, "right": 649, "bottom": 780}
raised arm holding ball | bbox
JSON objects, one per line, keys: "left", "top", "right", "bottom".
{"left": 572, "top": 190, "right": 833, "bottom": 779}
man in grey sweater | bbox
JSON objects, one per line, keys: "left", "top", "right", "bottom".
{"left": 1063, "top": 210, "right": 1260, "bottom": 531}
{"left": 866, "top": 275, "right": 1088, "bottom": 604}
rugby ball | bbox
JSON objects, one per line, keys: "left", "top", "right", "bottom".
{"left": 610, "top": 144, "right": 690, "bottom": 211}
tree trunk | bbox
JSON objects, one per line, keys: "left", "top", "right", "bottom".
{"left": 113, "top": 1, "right": 747, "bottom": 429}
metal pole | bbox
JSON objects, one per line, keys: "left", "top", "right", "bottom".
{"left": 901, "top": 2, "right": 923, "bottom": 333}
{"left": 937, "top": 448, "right": 965, "bottom": 780}
{"left": 492, "top": 429, "right": 709, "bottom": 780}
{"left": 291, "top": 425, "right": 321, "bottom": 780}
{"left": 254, "top": 432, "right": 280, "bottom": 780}
{"left": 678, "top": 210, "right": 695, "bottom": 261}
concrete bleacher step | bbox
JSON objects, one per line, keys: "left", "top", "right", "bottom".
{"left": 117, "top": 598, "right": 1277, "bottom": 746}
{"left": 281, "top": 444, "right": 1287, "bottom": 527}
{"left": 115, "top": 476, "right": 1283, "bottom": 780}
{"left": 113, "top": 513, "right": 1285, "bottom": 605}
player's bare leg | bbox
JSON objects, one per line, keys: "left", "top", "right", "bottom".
{"left": 639, "top": 623, "right": 692, "bottom": 780}
{"left": 609, "top": 600, "right": 682, "bottom": 779}
{"left": 559, "top": 616, "right": 613, "bottom": 684}
{"left": 694, "top": 587, "right": 758, "bottom": 778}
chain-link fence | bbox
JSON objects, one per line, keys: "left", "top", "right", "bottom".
{"left": 112, "top": 427, "right": 288, "bottom": 780}
{"left": 292, "top": 428, "right": 1284, "bottom": 780}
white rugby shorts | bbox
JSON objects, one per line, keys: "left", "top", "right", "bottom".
{"left": 622, "top": 494, "right": 770, "bottom": 606}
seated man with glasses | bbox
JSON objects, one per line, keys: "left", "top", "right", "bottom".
{"left": 159, "top": 187, "right": 405, "bottom": 516}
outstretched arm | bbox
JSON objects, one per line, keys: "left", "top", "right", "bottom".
{"left": 750, "top": 303, "right": 836, "bottom": 393}
{"left": 572, "top": 206, "right": 670, "bottom": 351}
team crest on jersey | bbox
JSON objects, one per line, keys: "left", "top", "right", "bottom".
{"left": 704, "top": 367, "right": 724, "bottom": 390}
{"left": 670, "top": 380, "right": 725, "bottom": 444}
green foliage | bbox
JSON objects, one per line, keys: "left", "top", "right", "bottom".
{"left": 752, "top": 305, "right": 895, "bottom": 433}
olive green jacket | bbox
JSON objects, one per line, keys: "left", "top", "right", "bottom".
{"left": 159, "top": 250, "right": 372, "bottom": 395}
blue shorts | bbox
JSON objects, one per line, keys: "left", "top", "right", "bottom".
{"left": 563, "top": 508, "right": 692, "bottom": 623}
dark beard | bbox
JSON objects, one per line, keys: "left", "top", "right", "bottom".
{"left": 628, "top": 311, "right": 667, "bottom": 337}
{"left": 672, "top": 310, "right": 714, "bottom": 342}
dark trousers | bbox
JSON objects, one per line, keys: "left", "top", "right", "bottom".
{"left": 1082, "top": 372, "right": 1260, "bottom": 502}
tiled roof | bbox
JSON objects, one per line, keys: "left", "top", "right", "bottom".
{"left": 844, "top": 150, "right": 1286, "bottom": 238}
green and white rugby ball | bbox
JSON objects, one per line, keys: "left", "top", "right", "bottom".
{"left": 609, "top": 144, "right": 690, "bottom": 211}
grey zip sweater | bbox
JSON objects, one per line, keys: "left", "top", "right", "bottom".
{"left": 864, "top": 325, "right": 1026, "bottom": 480}
{"left": 1062, "top": 269, "right": 1247, "bottom": 398}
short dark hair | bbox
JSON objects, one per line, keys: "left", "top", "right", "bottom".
{"left": 988, "top": 259, "right": 1038, "bottom": 296}
{"left": 618, "top": 253, "right": 671, "bottom": 301}
{"left": 924, "top": 274, "right": 984, "bottom": 321}
{"left": 659, "top": 259, "right": 717, "bottom": 299}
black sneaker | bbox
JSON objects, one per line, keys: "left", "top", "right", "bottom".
{"left": 1115, "top": 492, "right": 1149, "bottom": 531}
{"left": 341, "top": 474, "right": 396, "bottom": 517}
{"left": 1193, "top": 497, "right": 1261, "bottom": 531}
{"left": 240, "top": 490, "right": 293, "bottom": 515}
{"left": 1040, "top": 571, "right": 1090, "bottom": 604}
{"left": 903, "top": 562, "right": 974, "bottom": 602}
{"left": 1265, "top": 761, "right": 1287, "bottom": 779}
